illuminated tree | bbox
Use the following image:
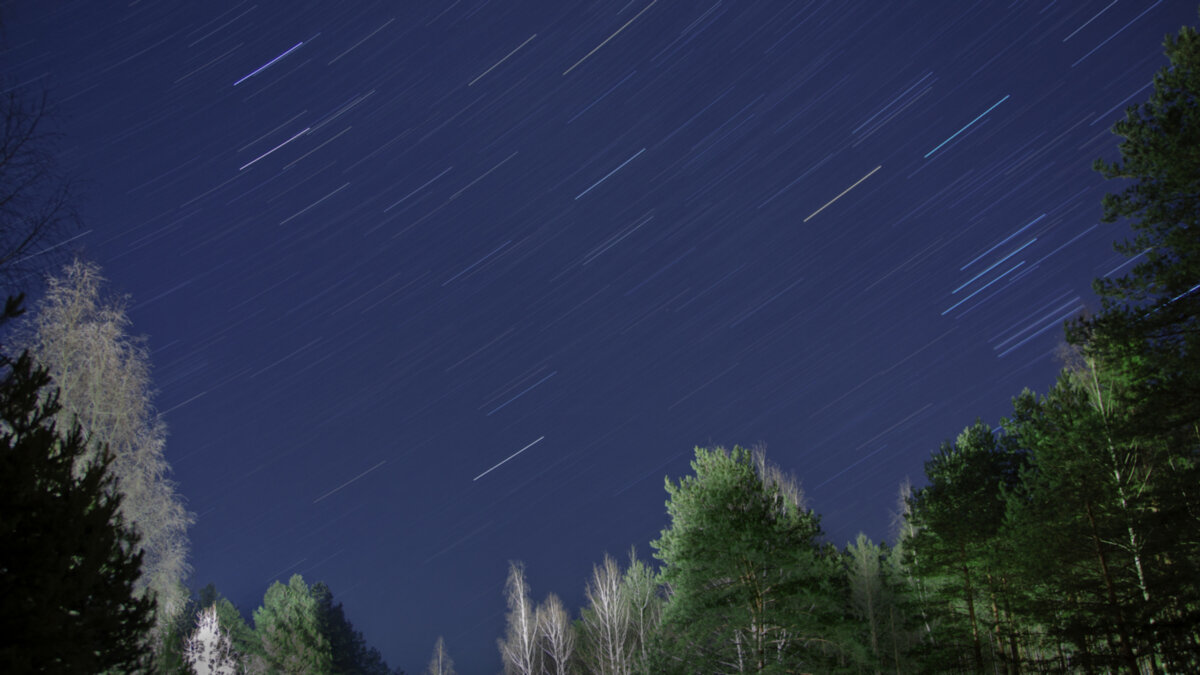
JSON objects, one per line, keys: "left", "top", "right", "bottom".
{"left": 426, "top": 636, "right": 456, "bottom": 675}
{"left": 19, "top": 260, "right": 193, "bottom": 646}
{"left": 651, "top": 446, "right": 849, "bottom": 673}
{"left": 250, "top": 574, "right": 332, "bottom": 674}
{"left": 184, "top": 605, "right": 240, "bottom": 675}
{"left": 498, "top": 561, "right": 541, "bottom": 675}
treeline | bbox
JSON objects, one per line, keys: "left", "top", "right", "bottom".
{"left": 0, "top": 261, "right": 404, "bottom": 674}
{"left": 487, "top": 16, "right": 1200, "bottom": 675}
{"left": 1, "top": 9, "right": 1197, "bottom": 675}
{"left": 160, "top": 576, "right": 400, "bottom": 674}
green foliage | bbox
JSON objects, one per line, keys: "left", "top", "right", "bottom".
{"left": 843, "top": 534, "right": 923, "bottom": 673}
{"left": 907, "top": 421, "right": 1025, "bottom": 673}
{"left": 200, "top": 592, "right": 261, "bottom": 673}
{"left": 1003, "top": 358, "right": 1200, "bottom": 671}
{"left": 251, "top": 574, "right": 333, "bottom": 674}
{"left": 1090, "top": 16, "right": 1200, "bottom": 320}
{"left": 651, "top": 446, "right": 851, "bottom": 674}
{"left": 155, "top": 584, "right": 199, "bottom": 674}
{"left": 312, "top": 581, "right": 395, "bottom": 675}
{"left": 0, "top": 346, "right": 155, "bottom": 673}
{"left": 1075, "top": 10, "right": 1200, "bottom": 478}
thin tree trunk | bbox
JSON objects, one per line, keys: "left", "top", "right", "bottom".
{"left": 961, "top": 543, "right": 984, "bottom": 672}
{"left": 1000, "top": 576, "right": 1020, "bottom": 674}
{"left": 986, "top": 574, "right": 1008, "bottom": 673}
{"left": 1083, "top": 499, "right": 1139, "bottom": 674}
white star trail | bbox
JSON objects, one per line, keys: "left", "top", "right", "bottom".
{"left": 473, "top": 436, "right": 545, "bottom": 481}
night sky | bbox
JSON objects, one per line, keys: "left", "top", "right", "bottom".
{"left": 6, "top": 1, "right": 1196, "bottom": 671}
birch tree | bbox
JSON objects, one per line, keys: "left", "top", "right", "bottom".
{"left": 499, "top": 561, "right": 541, "bottom": 675}
{"left": 184, "top": 605, "right": 240, "bottom": 675}
{"left": 581, "top": 554, "right": 632, "bottom": 675}
{"left": 620, "top": 548, "right": 663, "bottom": 672}
{"left": 537, "top": 593, "right": 575, "bottom": 675}
{"left": 426, "top": 635, "right": 456, "bottom": 675}
{"left": 18, "top": 260, "right": 192, "bottom": 646}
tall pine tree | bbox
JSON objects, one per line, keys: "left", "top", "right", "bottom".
{"left": 651, "top": 446, "right": 849, "bottom": 674}
{"left": 0, "top": 344, "right": 155, "bottom": 672}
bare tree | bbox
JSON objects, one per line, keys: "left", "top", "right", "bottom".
{"left": 751, "top": 443, "right": 805, "bottom": 511}
{"left": 538, "top": 593, "right": 576, "bottom": 675}
{"left": 581, "top": 554, "right": 632, "bottom": 675}
{"left": 18, "top": 260, "right": 193, "bottom": 649}
{"left": 499, "top": 561, "right": 541, "bottom": 675}
{"left": 0, "top": 88, "right": 78, "bottom": 287}
{"left": 185, "top": 605, "right": 241, "bottom": 675}
{"left": 620, "top": 548, "right": 662, "bottom": 672}
{"left": 426, "top": 635, "right": 457, "bottom": 675}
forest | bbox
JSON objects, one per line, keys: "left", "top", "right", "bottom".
{"left": 0, "top": 11, "right": 1197, "bottom": 675}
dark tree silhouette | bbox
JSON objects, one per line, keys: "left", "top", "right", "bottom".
{"left": 0, "top": 310, "right": 155, "bottom": 672}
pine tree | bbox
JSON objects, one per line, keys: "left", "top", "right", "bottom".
{"left": 907, "top": 422, "right": 1024, "bottom": 673}
{"left": 1067, "top": 15, "right": 1200, "bottom": 668}
{"left": 650, "top": 446, "right": 849, "bottom": 673}
{"left": 211, "top": 595, "right": 262, "bottom": 671}
{"left": 251, "top": 574, "right": 333, "bottom": 674}
{"left": 312, "top": 580, "right": 396, "bottom": 675}
{"left": 1078, "top": 15, "right": 1200, "bottom": 392}
{"left": 1003, "top": 357, "right": 1199, "bottom": 672}
{"left": 0, "top": 345, "right": 155, "bottom": 672}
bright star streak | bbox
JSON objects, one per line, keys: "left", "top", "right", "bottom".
{"left": 997, "top": 304, "right": 1083, "bottom": 357}
{"left": 313, "top": 460, "right": 388, "bottom": 503}
{"left": 443, "top": 240, "right": 512, "bottom": 286}
{"left": 924, "top": 94, "right": 1009, "bottom": 158}
{"left": 953, "top": 238, "right": 1036, "bottom": 293}
{"left": 576, "top": 148, "right": 645, "bottom": 199}
{"left": 240, "top": 127, "right": 311, "bottom": 171}
{"left": 1063, "top": 0, "right": 1119, "bottom": 42}
{"left": 486, "top": 371, "right": 557, "bottom": 416}
{"left": 960, "top": 214, "right": 1044, "bottom": 270}
{"left": 384, "top": 167, "right": 453, "bottom": 212}
{"left": 802, "top": 165, "right": 881, "bottom": 222}
{"left": 470, "top": 34, "right": 537, "bottom": 86}
{"left": 473, "top": 436, "right": 545, "bottom": 481}
{"left": 942, "top": 262, "right": 1025, "bottom": 315}
{"left": 564, "top": 0, "right": 658, "bottom": 75}
{"left": 1071, "top": 1, "right": 1162, "bottom": 68}
{"left": 234, "top": 41, "right": 304, "bottom": 86}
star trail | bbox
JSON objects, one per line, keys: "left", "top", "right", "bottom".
{"left": 5, "top": 1, "right": 1194, "bottom": 671}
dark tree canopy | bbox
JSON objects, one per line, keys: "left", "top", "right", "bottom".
{"left": 312, "top": 580, "right": 397, "bottom": 675}
{"left": 1075, "top": 15, "right": 1200, "bottom": 436}
{"left": 0, "top": 346, "right": 155, "bottom": 673}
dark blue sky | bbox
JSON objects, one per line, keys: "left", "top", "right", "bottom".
{"left": 7, "top": 1, "right": 1195, "bottom": 671}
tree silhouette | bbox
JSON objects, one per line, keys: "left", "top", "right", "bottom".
{"left": 0, "top": 338, "right": 154, "bottom": 672}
